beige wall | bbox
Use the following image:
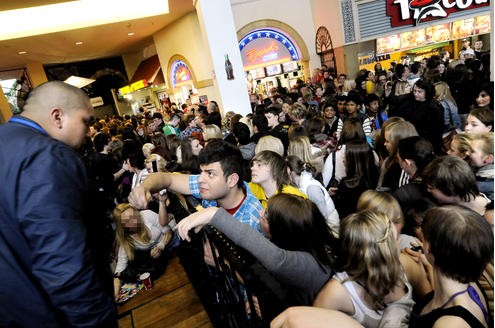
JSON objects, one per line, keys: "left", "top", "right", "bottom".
{"left": 148, "top": 0, "right": 323, "bottom": 105}
{"left": 311, "top": 0, "right": 344, "bottom": 48}
{"left": 125, "top": 0, "right": 350, "bottom": 107}
{"left": 232, "top": 0, "right": 320, "bottom": 73}
{"left": 311, "top": 0, "right": 345, "bottom": 75}
{"left": 119, "top": 12, "right": 219, "bottom": 110}
{"left": 153, "top": 12, "right": 217, "bottom": 100}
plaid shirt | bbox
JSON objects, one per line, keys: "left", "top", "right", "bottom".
{"left": 180, "top": 126, "right": 202, "bottom": 140}
{"left": 189, "top": 175, "right": 262, "bottom": 232}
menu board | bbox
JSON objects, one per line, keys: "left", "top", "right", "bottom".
{"left": 282, "top": 61, "right": 298, "bottom": 73}
{"left": 425, "top": 23, "right": 451, "bottom": 43}
{"left": 451, "top": 18, "right": 475, "bottom": 39}
{"left": 475, "top": 15, "right": 490, "bottom": 35}
{"left": 249, "top": 67, "right": 266, "bottom": 79}
{"left": 401, "top": 29, "right": 426, "bottom": 50}
{"left": 376, "top": 34, "right": 401, "bottom": 54}
{"left": 266, "top": 64, "right": 282, "bottom": 76}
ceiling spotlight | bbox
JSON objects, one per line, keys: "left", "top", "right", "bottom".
{"left": 75, "top": 41, "right": 83, "bottom": 45}
{"left": 127, "top": 32, "right": 135, "bottom": 36}
{"left": 18, "top": 51, "right": 27, "bottom": 55}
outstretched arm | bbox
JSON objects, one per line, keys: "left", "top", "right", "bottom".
{"left": 176, "top": 207, "right": 220, "bottom": 240}
{"left": 129, "top": 172, "right": 191, "bottom": 209}
{"left": 178, "top": 208, "right": 331, "bottom": 290}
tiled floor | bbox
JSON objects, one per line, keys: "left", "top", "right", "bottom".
{"left": 117, "top": 255, "right": 213, "bottom": 328}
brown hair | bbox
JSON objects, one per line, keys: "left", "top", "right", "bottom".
{"left": 251, "top": 151, "right": 291, "bottom": 192}
{"left": 423, "top": 205, "right": 493, "bottom": 283}
{"left": 267, "top": 193, "right": 337, "bottom": 267}
{"left": 469, "top": 107, "right": 493, "bottom": 131}
{"left": 422, "top": 156, "right": 479, "bottom": 202}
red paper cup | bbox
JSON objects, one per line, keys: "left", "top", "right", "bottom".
{"left": 139, "top": 272, "right": 153, "bottom": 290}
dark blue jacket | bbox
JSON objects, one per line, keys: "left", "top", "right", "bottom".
{"left": 0, "top": 117, "right": 116, "bottom": 327}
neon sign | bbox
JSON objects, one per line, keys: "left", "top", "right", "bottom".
{"left": 387, "top": 0, "right": 489, "bottom": 27}
{"left": 170, "top": 60, "right": 192, "bottom": 87}
{"left": 245, "top": 41, "right": 279, "bottom": 62}
{"left": 118, "top": 80, "right": 149, "bottom": 95}
{"left": 239, "top": 29, "right": 300, "bottom": 69}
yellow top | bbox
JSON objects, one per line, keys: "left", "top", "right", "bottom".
{"left": 366, "top": 80, "right": 375, "bottom": 95}
{"left": 248, "top": 182, "right": 307, "bottom": 208}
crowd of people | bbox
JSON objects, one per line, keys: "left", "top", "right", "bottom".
{"left": 1, "top": 44, "right": 493, "bottom": 327}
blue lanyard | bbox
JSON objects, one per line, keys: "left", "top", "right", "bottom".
{"left": 9, "top": 116, "right": 47, "bottom": 135}
{"left": 440, "top": 285, "right": 489, "bottom": 322}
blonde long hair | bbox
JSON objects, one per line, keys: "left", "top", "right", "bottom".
{"left": 338, "top": 210, "right": 403, "bottom": 311}
{"left": 288, "top": 136, "right": 313, "bottom": 163}
{"left": 394, "top": 80, "right": 410, "bottom": 96}
{"left": 434, "top": 81, "right": 457, "bottom": 105}
{"left": 288, "top": 136, "right": 324, "bottom": 173}
{"left": 113, "top": 204, "right": 151, "bottom": 261}
{"left": 357, "top": 190, "right": 405, "bottom": 227}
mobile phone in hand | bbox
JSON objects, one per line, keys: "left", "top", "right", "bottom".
{"left": 410, "top": 245, "right": 422, "bottom": 252}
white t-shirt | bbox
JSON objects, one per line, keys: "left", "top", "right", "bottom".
{"left": 115, "top": 209, "right": 170, "bottom": 274}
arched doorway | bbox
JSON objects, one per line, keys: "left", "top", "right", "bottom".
{"left": 237, "top": 20, "right": 310, "bottom": 96}
{"left": 167, "top": 55, "right": 198, "bottom": 108}
{"left": 315, "top": 26, "right": 337, "bottom": 75}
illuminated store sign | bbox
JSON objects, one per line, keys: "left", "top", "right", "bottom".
{"left": 170, "top": 60, "right": 192, "bottom": 88}
{"left": 387, "top": 0, "right": 489, "bottom": 27}
{"left": 239, "top": 29, "right": 300, "bottom": 70}
{"left": 377, "top": 15, "right": 490, "bottom": 55}
{"left": 118, "top": 79, "right": 148, "bottom": 95}
{"left": 246, "top": 41, "right": 279, "bottom": 63}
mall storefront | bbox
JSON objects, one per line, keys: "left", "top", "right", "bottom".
{"left": 239, "top": 28, "right": 307, "bottom": 97}
{"left": 339, "top": 0, "right": 490, "bottom": 75}
{"left": 358, "top": 13, "right": 490, "bottom": 71}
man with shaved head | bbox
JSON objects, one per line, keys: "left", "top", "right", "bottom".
{"left": 0, "top": 81, "right": 116, "bottom": 327}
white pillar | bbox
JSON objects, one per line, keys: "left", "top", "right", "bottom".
{"left": 195, "top": 0, "right": 252, "bottom": 116}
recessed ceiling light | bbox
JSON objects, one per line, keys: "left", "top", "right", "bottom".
{"left": 75, "top": 41, "right": 83, "bottom": 45}
{"left": 18, "top": 51, "right": 27, "bottom": 55}
{"left": 127, "top": 32, "right": 135, "bottom": 36}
